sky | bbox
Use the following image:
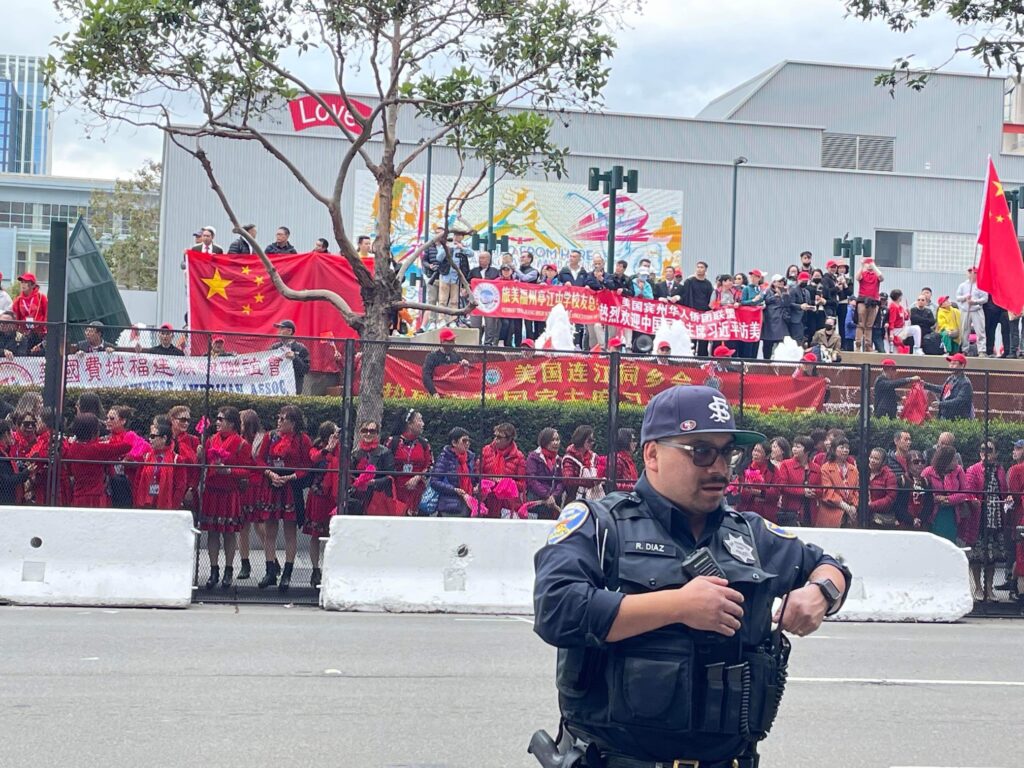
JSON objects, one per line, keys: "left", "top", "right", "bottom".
{"left": 0, "top": 0, "right": 990, "bottom": 180}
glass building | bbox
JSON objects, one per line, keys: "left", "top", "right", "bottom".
{"left": 0, "top": 55, "right": 52, "bottom": 175}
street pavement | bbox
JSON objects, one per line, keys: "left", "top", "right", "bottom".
{"left": 0, "top": 605, "right": 1020, "bottom": 768}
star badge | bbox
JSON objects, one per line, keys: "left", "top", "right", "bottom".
{"left": 723, "top": 533, "right": 755, "bottom": 565}
{"left": 201, "top": 268, "right": 232, "bottom": 300}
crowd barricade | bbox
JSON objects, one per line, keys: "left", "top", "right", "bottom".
{"left": 0, "top": 320, "right": 1016, "bottom": 610}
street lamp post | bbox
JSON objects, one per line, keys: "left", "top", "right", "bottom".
{"left": 729, "top": 156, "right": 747, "bottom": 276}
{"left": 588, "top": 164, "right": 639, "bottom": 270}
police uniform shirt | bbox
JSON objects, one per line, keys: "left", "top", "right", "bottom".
{"left": 533, "top": 473, "right": 847, "bottom": 762}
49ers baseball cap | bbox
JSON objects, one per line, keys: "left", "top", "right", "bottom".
{"left": 640, "top": 385, "right": 766, "bottom": 447}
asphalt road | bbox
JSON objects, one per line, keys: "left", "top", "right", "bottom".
{"left": 0, "top": 606, "right": 1020, "bottom": 768}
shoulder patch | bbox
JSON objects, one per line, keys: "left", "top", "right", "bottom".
{"left": 547, "top": 502, "right": 590, "bottom": 545}
{"left": 763, "top": 520, "right": 796, "bottom": 539}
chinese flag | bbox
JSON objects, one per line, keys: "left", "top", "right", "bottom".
{"left": 976, "top": 157, "right": 1024, "bottom": 315}
{"left": 186, "top": 251, "right": 364, "bottom": 370}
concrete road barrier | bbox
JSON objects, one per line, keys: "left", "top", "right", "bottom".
{"left": 797, "top": 528, "right": 974, "bottom": 622}
{"left": 321, "top": 516, "right": 551, "bottom": 613}
{"left": 0, "top": 507, "right": 196, "bottom": 608}
{"left": 321, "top": 517, "right": 974, "bottom": 622}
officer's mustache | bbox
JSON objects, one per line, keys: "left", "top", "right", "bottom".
{"left": 700, "top": 474, "right": 730, "bottom": 486}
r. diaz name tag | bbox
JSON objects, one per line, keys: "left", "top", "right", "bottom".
{"left": 626, "top": 540, "right": 676, "bottom": 557}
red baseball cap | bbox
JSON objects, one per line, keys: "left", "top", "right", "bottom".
{"left": 712, "top": 344, "right": 734, "bottom": 357}
{"left": 213, "top": 336, "right": 225, "bottom": 344}
{"left": 18, "top": 272, "right": 36, "bottom": 283}
{"left": 881, "top": 358, "right": 897, "bottom": 367}
{"left": 608, "top": 337, "right": 626, "bottom": 349}
{"left": 826, "top": 260, "right": 837, "bottom": 269}
{"left": 801, "top": 352, "right": 818, "bottom": 362}
{"left": 797, "top": 271, "right": 810, "bottom": 281}
{"left": 543, "top": 263, "right": 558, "bottom": 272}
{"left": 657, "top": 340, "right": 672, "bottom": 350}
{"left": 748, "top": 269, "right": 763, "bottom": 277}
{"left": 937, "top": 295, "right": 949, "bottom": 305}
{"left": 946, "top": 352, "right": 967, "bottom": 365}
{"left": 521, "top": 338, "right": 535, "bottom": 348}
{"left": 160, "top": 323, "right": 174, "bottom": 330}
{"left": 438, "top": 328, "right": 457, "bottom": 343}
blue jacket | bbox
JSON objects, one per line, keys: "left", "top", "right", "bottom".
{"left": 430, "top": 445, "right": 477, "bottom": 515}
{"left": 844, "top": 303, "right": 857, "bottom": 340}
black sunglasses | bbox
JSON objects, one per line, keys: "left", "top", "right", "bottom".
{"left": 658, "top": 441, "right": 741, "bottom": 468}
{"left": 20, "top": 421, "right": 35, "bottom": 428}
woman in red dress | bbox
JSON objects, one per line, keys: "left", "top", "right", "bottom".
{"left": 259, "top": 405, "right": 312, "bottom": 591}
{"left": 105, "top": 406, "right": 150, "bottom": 508}
{"left": 62, "top": 414, "right": 132, "bottom": 508}
{"left": 238, "top": 409, "right": 271, "bottom": 582}
{"left": 10, "top": 409, "right": 48, "bottom": 504}
{"left": 737, "top": 441, "right": 780, "bottom": 523}
{"left": 386, "top": 409, "right": 433, "bottom": 515}
{"left": 168, "top": 405, "right": 201, "bottom": 507}
{"left": 200, "top": 406, "right": 251, "bottom": 589}
{"left": 304, "top": 421, "right": 340, "bottom": 587}
{"left": 132, "top": 420, "right": 187, "bottom": 510}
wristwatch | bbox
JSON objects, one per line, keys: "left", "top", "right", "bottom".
{"left": 810, "top": 578, "right": 842, "bottom": 615}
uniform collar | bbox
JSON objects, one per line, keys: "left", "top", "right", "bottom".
{"left": 634, "top": 473, "right": 726, "bottom": 547}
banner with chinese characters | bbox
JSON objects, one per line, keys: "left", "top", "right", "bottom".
{"left": 0, "top": 351, "right": 296, "bottom": 396}
{"left": 470, "top": 280, "right": 763, "bottom": 341}
{"left": 360, "top": 354, "right": 826, "bottom": 410}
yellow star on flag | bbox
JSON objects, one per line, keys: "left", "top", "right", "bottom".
{"left": 241, "top": 266, "right": 251, "bottom": 275}
{"left": 242, "top": 304, "right": 252, "bottom": 315}
{"left": 997, "top": 214, "right": 1006, "bottom": 223}
{"left": 994, "top": 179, "right": 1004, "bottom": 196}
{"left": 201, "top": 268, "right": 232, "bottom": 300}
{"left": 254, "top": 293, "right": 265, "bottom": 303}
{"left": 254, "top": 275, "right": 265, "bottom": 286}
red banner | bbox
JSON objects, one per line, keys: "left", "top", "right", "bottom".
{"left": 186, "top": 251, "right": 364, "bottom": 371}
{"left": 470, "top": 280, "right": 763, "bottom": 340}
{"left": 288, "top": 94, "right": 373, "bottom": 133}
{"left": 361, "top": 354, "right": 826, "bottom": 411}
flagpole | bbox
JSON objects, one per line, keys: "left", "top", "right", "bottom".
{"left": 961, "top": 243, "right": 979, "bottom": 345}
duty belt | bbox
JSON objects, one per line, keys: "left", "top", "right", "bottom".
{"left": 602, "top": 756, "right": 757, "bottom": 768}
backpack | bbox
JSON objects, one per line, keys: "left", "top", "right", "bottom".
{"left": 921, "top": 332, "right": 944, "bottom": 355}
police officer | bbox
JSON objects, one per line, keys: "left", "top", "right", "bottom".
{"left": 530, "top": 386, "right": 850, "bottom": 768}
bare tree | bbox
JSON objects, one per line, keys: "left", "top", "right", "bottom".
{"left": 49, "top": 0, "right": 639, "bottom": 423}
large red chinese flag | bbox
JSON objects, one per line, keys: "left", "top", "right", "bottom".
{"left": 186, "top": 251, "right": 364, "bottom": 369}
{"left": 976, "top": 157, "right": 1024, "bottom": 315}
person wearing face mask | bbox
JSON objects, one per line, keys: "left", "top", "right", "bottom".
{"left": 804, "top": 269, "right": 827, "bottom": 340}
{"left": 759, "top": 274, "right": 789, "bottom": 360}
{"left": 810, "top": 315, "right": 842, "bottom": 361}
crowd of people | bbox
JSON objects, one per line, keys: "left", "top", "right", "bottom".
{"left": 3, "top": 387, "right": 1021, "bottom": 602}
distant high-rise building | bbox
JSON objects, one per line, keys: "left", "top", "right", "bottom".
{"left": 0, "top": 55, "right": 52, "bottom": 175}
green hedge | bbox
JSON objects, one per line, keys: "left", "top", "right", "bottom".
{"left": 3, "top": 383, "right": 1014, "bottom": 466}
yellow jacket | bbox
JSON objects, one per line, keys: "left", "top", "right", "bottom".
{"left": 936, "top": 305, "right": 961, "bottom": 336}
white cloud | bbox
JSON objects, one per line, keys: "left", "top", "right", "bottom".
{"left": 0, "top": 0, "right": 995, "bottom": 178}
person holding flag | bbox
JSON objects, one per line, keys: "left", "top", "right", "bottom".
{"left": 975, "top": 158, "right": 1024, "bottom": 346}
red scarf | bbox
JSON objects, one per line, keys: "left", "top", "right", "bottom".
{"left": 540, "top": 446, "right": 559, "bottom": 470}
{"left": 359, "top": 438, "right": 380, "bottom": 452}
{"left": 488, "top": 441, "right": 519, "bottom": 475}
{"left": 455, "top": 450, "right": 473, "bottom": 494}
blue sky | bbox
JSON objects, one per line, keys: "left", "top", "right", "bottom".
{"left": 1, "top": 0, "right": 989, "bottom": 179}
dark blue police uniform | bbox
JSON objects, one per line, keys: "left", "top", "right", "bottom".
{"left": 531, "top": 386, "right": 851, "bottom": 768}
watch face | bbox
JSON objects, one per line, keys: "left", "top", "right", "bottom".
{"left": 817, "top": 579, "right": 841, "bottom": 603}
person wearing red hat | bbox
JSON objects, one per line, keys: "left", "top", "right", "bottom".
{"left": 422, "top": 327, "right": 469, "bottom": 397}
{"left": 872, "top": 358, "right": 921, "bottom": 418}
{"left": 12, "top": 273, "right": 47, "bottom": 344}
{"left": 854, "top": 257, "right": 884, "bottom": 352}
{"left": 786, "top": 271, "right": 814, "bottom": 345}
{"left": 210, "top": 336, "right": 234, "bottom": 358}
{"left": 141, "top": 323, "right": 185, "bottom": 356}
{"left": 935, "top": 295, "right": 962, "bottom": 354}
{"left": 922, "top": 353, "right": 975, "bottom": 419}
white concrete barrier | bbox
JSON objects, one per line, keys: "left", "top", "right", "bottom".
{"left": 321, "top": 518, "right": 974, "bottom": 622}
{"left": 320, "top": 516, "right": 551, "bottom": 613}
{"left": 797, "top": 529, "right": 974, "bottom": 622}
{"left": 0, "top": 507, "right": 196, "bottom": 608}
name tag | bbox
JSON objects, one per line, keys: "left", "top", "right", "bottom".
{"left": 149, "top": 483, "right": 160, "bottom": 497}
{"left": 626, "top": 540, "right": 676, "bottom": 557}
{"left": 402, "top": 463, "right": 414, "bottom": 474}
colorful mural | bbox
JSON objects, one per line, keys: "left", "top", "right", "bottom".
{"left": 354, "top": 171, "right": 683, "bottom": 273}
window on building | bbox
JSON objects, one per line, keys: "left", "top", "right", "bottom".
{"left": 875, "top": 230, "right": 913, "bottom": 269}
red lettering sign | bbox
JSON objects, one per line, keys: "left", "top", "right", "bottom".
{"left": 288, "top": 94, "right": 373, "bottom": 133}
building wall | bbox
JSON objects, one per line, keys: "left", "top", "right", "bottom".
{"left": 0, "top": 55, "right": 52, "bottom": 175}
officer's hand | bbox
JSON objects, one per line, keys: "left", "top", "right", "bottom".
{"left": 774, "top": 585, "right": 828, "bottom": 637}
{"left": 677, "top": 576, "right": 744, "bottom": 636}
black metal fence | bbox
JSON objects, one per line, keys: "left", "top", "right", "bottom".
{"left": 4, "top": 320, "right": 1021, "bottom": 610}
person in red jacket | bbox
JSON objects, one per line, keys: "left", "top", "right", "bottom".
{"left": 304, "top": 421, "right": 340, "bottom": 588}
{"left": 737, "top": 441, "right": 781, "bottom": 523}
{"left": 10, "top": 409, "right": 48, "bottom": 504}
{"left": 200, "top": 406, "right": 252, "bottom": 589}
{"left": 238, "top": 409, "right": 271, "bottom": 582}
{"left": 1005, "top": 441, "right": 1024, "bottom": 602}
{"left": 866, "top": 447, "right": 898, "bottom": 527}
{"left": 259, "top": 405, "right": 311, "bottom": 591}
{"left": 561, "top": 425, "right": 604, "bottom": 502}
{"left": 479, "top": 422, "right": 527, "bottom": 518}
{"left": 62, "top": 414, "right": 132, "bottom": 508}
{"left": 386, "top": 409, "right": 433, "bottom": 515}
{"left": 12, "top": 272, "right": 47, "bottom": 339}
{"left": 614, "top": 428, "right": 639, "bottom": 492}
{"left": 133, "top": 420, "right": 187, "bottom": 510}
{"left": 168, "top": 405, "right": 200, "bottom": 509}
{"left": 965, "top": 439, "right": 1009, "bottom": 602}
{"left": 777, "top": 435, "right": 820, "bottom": 527}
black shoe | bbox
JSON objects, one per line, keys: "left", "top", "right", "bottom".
{"left": 257, "top": 561, "right": 278, "bottom": 589}
{"left": 278, "top": 562, "right": 294, "bottom": 591}
{"left": 204, "top": 566, "right": 220, "bottom": 590}
{"left": 221, "top": 566, "right": 233, "bottom": 589}
{"left": 237, "top": 559, "right": 251, "bottom": 580}
{"left": 994, "top": 579, "right": 1014, "bottom": 591}
{"left": 310, "top": 568, "right": 322, "bottom": 588}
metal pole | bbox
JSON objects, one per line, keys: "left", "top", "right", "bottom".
{"left": 729, "top": 162, "right": 739, "bottom": 276}
{"left": 487, "top": 164, "right": 496, "bottom": 247}
{"left": 43, "top": 221, "right": 68, "bottom": 506}
{"left": 337, "top": 338, "right": 355, "bottom": 514}
{"left": 738, "top": 361, "right": 745, "bottom": 427}
{"left": 984, "top": 370, "right": 990, "bottom": 450}
{"left": 857, "top": 363, "right": 871, "bottom": 527}
{"left": 607, "top": 186, "right": 617, "bottom": 268}
{"left": 423, "top": 144, "right": 433, "bottom": 239}
{"left": 607, "top": 350, "right": 620, "bottom": 491}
